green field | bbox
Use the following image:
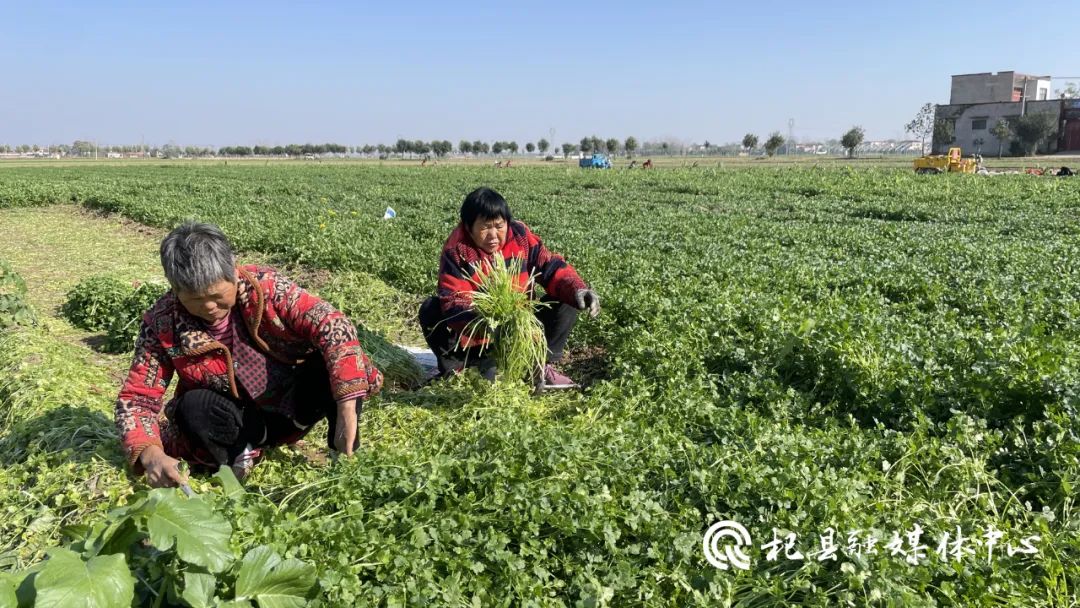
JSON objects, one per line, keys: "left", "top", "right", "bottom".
{"left": 0, "top": 164, "right": 1078, "bottom": 606}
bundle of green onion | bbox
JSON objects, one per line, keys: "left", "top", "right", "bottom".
{"left": 461, "top": 256, "right": 548, "bottom": 384}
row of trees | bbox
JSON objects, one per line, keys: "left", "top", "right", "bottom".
{"left": 740, "top": 133, "right": 786, "bottom": 157}
{"left": 434, "top": 137, "right": 645, "bottom": 158}
{"left": 2, "top": 138, "right": 657, "bottom": 160}
{"left": 213, "top": 137, "right": 651, "bottom": 159}
{"left": 0, "top": 141, "right": 102, "bottom": 156}
{"left": 739, "top": 126, "right": 867, "bottom": 158}
{"left": 0, "top": 133, "right": 921, "bottom": 159}
{"left": 0, "top": 144, "right": 47, "bottom": 154}
{"left": 0, "top": 142, "right": 215, "bottom": 158}
{"left": 0, "top": 134, "right": 923, "bottom": 161}
{"left": 218, "top": 143, "right": 351, "bottom": 157}
{"left": 211, "top": 138, "right": 627, "bottom": 158}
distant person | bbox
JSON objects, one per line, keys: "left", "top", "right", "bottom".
{"left": 418, "top": 187, "right": 600, "bottom": 389}
{"left": 642, "top": 159, "right": 653, "bottom": 169}
{"left": 628, "top": 160, "right": 637, "bottom": 169}
{"left": 115, "top": 222, "right": 382, "bottom": 488}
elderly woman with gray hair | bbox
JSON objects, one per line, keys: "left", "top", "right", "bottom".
{"left": 115, "top": 221, "right": 382, "bottom": 487}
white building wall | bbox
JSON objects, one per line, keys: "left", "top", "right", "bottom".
{"left": 935, "top": 100, "right": 1061, "bottom": 155}
{"left": 1030, "top": 79, "right": 1051, "bottom": 101}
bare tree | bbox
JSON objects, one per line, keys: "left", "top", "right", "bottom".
{"left": 989, "top": 119, "right": 1010, "bottom": 158}
{"left": 905, "top": 103, "right": 935, "bottom": 155}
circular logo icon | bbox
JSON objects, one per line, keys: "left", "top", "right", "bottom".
{"left": 703, "top": 520, "right": 752, "bottom": 570}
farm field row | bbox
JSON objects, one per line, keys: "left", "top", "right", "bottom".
{"left": 0, "top": 164, "right": 1077, "bottom": 606}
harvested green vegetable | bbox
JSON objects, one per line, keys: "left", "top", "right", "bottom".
{"left": 461, "top": 256, "right": 548, "bottom": 383}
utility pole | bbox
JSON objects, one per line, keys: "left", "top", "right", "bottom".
{"left": 787, "top": 118, "right": 795, "bottom": 155}
{"left": 1020, "top": 76, "right": 1029, "bottom": 116}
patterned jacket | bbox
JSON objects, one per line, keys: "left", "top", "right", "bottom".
{"left": 115, "top": 265, "right": 382, "bottom": 472}
{"left": 438, "top": 221, "right": 587, "bottom": 347}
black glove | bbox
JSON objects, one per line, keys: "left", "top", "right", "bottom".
{"left": 574, "top": 289, "right": 601, "bottom": 318}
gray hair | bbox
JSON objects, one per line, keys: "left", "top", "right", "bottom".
{"left": 160, "top": 221, "right": 236, "bottom": 293}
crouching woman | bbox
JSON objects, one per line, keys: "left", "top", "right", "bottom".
{"left": 419, "top": 187, "right": 600, "bottom": 388}
{"left": 115, "top": 221, "right": 382, "bottom": 488}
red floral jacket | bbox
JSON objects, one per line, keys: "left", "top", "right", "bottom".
{"left": 115, "top": 265, "right": 382, "bottom": 472}
{"left": 438, "top": 221, "right": 587, "bottom": 347}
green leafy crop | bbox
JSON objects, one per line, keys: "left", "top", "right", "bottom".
{"left": 1, "top": 470, "right": 317, "bottom": 608}
{"left": 62, "top": 275, "right": 169, "bottom": 353}
{"left": 61, "top": 276, "right": 134, "bottom": 332}
{"left": 0, "top": 261, "right": 34, "bottom": 330}
{"left": 0, "top": 164, "right": 1077, "bottom": 606}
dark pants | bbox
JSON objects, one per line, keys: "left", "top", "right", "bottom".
{"left": 418, "top": 295, "right": 578, "bottom": 379}
{"left": 174, "top": 356, "right": 348, "bottom": 467}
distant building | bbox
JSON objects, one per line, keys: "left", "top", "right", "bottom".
{"left": 933, "top": 70, "right": 1080, "bottom": 155}
{"left": 949, "top": 71, "right": 1050, "bottom": 104}
{"left": 794, "top": 143, "right": 829, "bottom": 155}
{"left": 855, "top": 140, "right": 924, "bottom": 155}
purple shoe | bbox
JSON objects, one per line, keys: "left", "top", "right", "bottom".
{"left": 541, "top": 364, "right": 579, "bottom": 391}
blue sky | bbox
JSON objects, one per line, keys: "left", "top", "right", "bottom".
{"left": 2, "top": 0, "right": 1078, "bottom": 147}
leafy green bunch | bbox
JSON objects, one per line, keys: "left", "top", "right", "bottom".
{"left": 0, "top": 261, "right": 34, "bottom": 330}
{"left": 461, "top": 256, "right": 548, "bottom": 383}
{"left": 0, "top": 468, "right": 318, "bottom": 608}
{"left": 62, "top": 275, "right": 168, "bottom": 352}
{"left": 314, "top": 271, "right": 423, "bottom": 387}
{"left": 103, "top": 280, "right": 169, "bottom": 353}
{"left": 61, "top": 276, "right": 132, "bottom": 332}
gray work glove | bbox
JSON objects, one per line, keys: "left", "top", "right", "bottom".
{"left": 574, "top": 289, "right": 601, "bottom": 318}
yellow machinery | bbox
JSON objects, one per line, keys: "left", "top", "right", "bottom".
{"left": 913, "top": 147, "right": 978, "bottom": 174}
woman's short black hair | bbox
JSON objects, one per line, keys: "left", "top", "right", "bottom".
{"left": 460, "top": 187, "right": 512, "bottom": 228}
